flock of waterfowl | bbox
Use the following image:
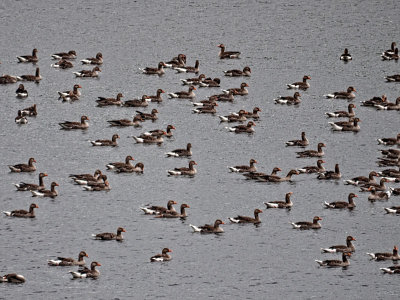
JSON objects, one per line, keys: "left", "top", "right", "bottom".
{"left": 1, "top": 40, "right": 400, "bottom": 284}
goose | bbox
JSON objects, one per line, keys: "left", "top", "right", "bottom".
{"left": 73, "top": 66, "right": 101, "bottom": 77}
{"left": 168, "top": 86, "right": 196, "bottom": 99}
{"left": 8, "top": 157, "right": 36, "bottom": 172}
{"left": 174, "top": 59, "right": 199, "bottom": 73}
{"left": 296, "top": 143, "right": 325, "bottom": 158}
{"left": 274, "top": 92, "right": 301, "bottom": 105}
{"left": 226, "top": 121, "right": 256, "bottom": 134}
{"left": 317, "top": 163, "right": 341, "bottom": 180}
{"left": 190, "top": 219, "right": 225, "bottom": 233}
{"left": 140, "top": 200, "right": 178, "bottom": 215}
{"left": 167, "top": 160, "right": 197, "bottom": 176}
{"left": 323, "top": 193, "right": 357, "bottom": 209}
{"left": 59, "top": 115, "right": 89, "bottom": 130}
{"left": 164, "top": 54, "right": 186, "bottom": 68}
{"left": 3, "top": 203, "right": 38, "bottom": 218}
{"left": 344, "top": 171, "right": 379, "bottom": 186}
{"left": 315, "top": 252, "right": 351, "bottom": 267}
{"left": 155, "top": 203, "right": 190, "bottom": 218}
{"left": 222, "top": 82, "right": 249, "bottom": 96}
{"left": 90, "top": 134, "right": 119, "bottom": 146}
{"left": 367, "top": 246, "right": 400, "bottom": 261}
{"left": 96, "top": 93, "right": 123, "bottom": 107}
{"left": 150, "top": 248, "right": 172, "bottom": 262}
{"left": 329, "top": 117, "right": 360, "bottom": 132}
{"left": 92, "top": 227, "right": 126, "bottom": 241}
{"left": 324, "top": 86, "right": 356, "bottom": 99}
{"left": 321, "top": 236, "right": 356, "bottom": 253}
{"left": 218, "top": 44, "right": 240, "bottom": 59}
{"left": 298, "top": 160, "right": 325, "bottom": 174}
{"left": 80, "top": 52, "right": 103, "bottom": 65}
{"left": 0, "top": 274, "right": 26, "bottom": 283}
{"left": 106, "top": 155, "right": 134, "bottom": 170}
{"left": 147, "top": 89, "right": 165, "bottom": 103}
{"left": 107, "top": 115, "right": 143, "bottom": 127}
{"left": 14, "top": 172, "right": 48, "bottom": 191}
{"left": 223, "top": 66, "right": 251, "bottom": 77}
{"left": 165, "top": 143, "right": 192, "bottom": 157}
{"left": 19, "top": 67, "right": 41, "bottom": 82}
{"left": 229, "top": 209, "right": 263, "bottom": 224}
{"left": 287, "top": 75, "right": 311, "bottom": 90}
{"left": 139, "top": 62, "right": 166, "bottom": 75}
{"left": 48, "top": 251, "right": 88, "bottom": 266}
{"left": 51, "top": 59, "right": 73, "bottom": 69}
{"left": 325, "top": 103, "right": 356, "bottom": 118}
{"left": 15, "top": 111, "right": 28, "bottom": 124}
{"left": 135, "top": 109, "right": 159, "bottom": 121}
{"left": 291, "top": 216, "right": 322, "bottom": 229}
{"left": 285, "top": 131, "right": 309, "bottom": 147}
{"left": 228, "top": 159, "right": 257, "bottom": 173}
{"left": 70, "top": 261, "right": 101, "bottom": 279}
{"left": 51, "top": 50, "right": 77, "bottom": 60}
{"left": 17, "top": 48, "right": 38, "bottom": 63}
{"left": 31, "top": 182, "right": 59, "bottom": 198}
{"left": 264, "top": 192, "right": 293, "bottom": 208}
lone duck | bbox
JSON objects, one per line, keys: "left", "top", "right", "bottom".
{"left": 167, "top": 160, "right": 197, "bottom": 176}
{"left": 264, "top": 192, "right": 293, "bottom": 208}
{"left": 59, "top": 116, "right": 89, "bottom": 130}
{"left": 17, "top": 48, "right": 38, "bottom": 63}
{"left": 229, "top": 209, "right": 263, "bottom": 224}
{"left": 287, "top": 75, "right": 311, "bottom": 90}
{"left": 285, "top": 131, "right": 309, "bottom": 147}
{"left": 80, "top": 52, "right": 103, "bottom": 65}
{"left": 8, "top": 157, "right": 36, "bottom": 172}
{"left": 218, "top": 44, "right": 240, "bottom": 59}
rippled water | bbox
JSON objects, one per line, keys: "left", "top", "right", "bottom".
{"left": 1, "top": 0, "right": 400, "bottom": 299}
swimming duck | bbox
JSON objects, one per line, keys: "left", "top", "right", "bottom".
{"left": 174, "top": 59, "right": 199, "bottom": 73}
{"left": 222, "top": 82, "right": 249, "bottom": 96}
{"left": 0, "top": 274, "right": 26, "bottom": 283}
{"left": 15, "top": 84, "right": 28, "bottom": 98}
{"left": 156, "top": 203, "right": 190, "bottom": 218}
{"left": 298, "top": 160, "right": 325, "bottom": 174}
{"left": 106, "top": 155, "right": 134, "bottom": 170}
{"left": 147, "top": 89, "right": 165, "bottom": 103}
{"left": 51, "top": 59, "right": 73, "bottom": 69}
{"left": 340, "top": 48, "right": 352, "bottom": 61}
{"left": 96, "top": 93, "right": 123, "bottom": 107}
{"left": 135, "top": 109, "right": 159, "bottom": 121}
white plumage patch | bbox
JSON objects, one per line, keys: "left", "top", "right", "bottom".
{"left": 31, "top": 191, "right": 44, "bottom": 197}
{"left": 3, "top": 211, "right": 11, "bottom": 216}
{"left": 264, "top": 202, "right": 279, "bottom": 208}
{"left": 228, "top": 218, "right": 240, "bottom": 223}
{"left": 165, "top": 152, "right": 179, "bottom": 157}
{"left": 189, "top": 224, "right": 201, "bottom": 232}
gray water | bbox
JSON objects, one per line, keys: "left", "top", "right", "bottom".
{"left": 1, "top": 0, "right": 400, "bottom": 299}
